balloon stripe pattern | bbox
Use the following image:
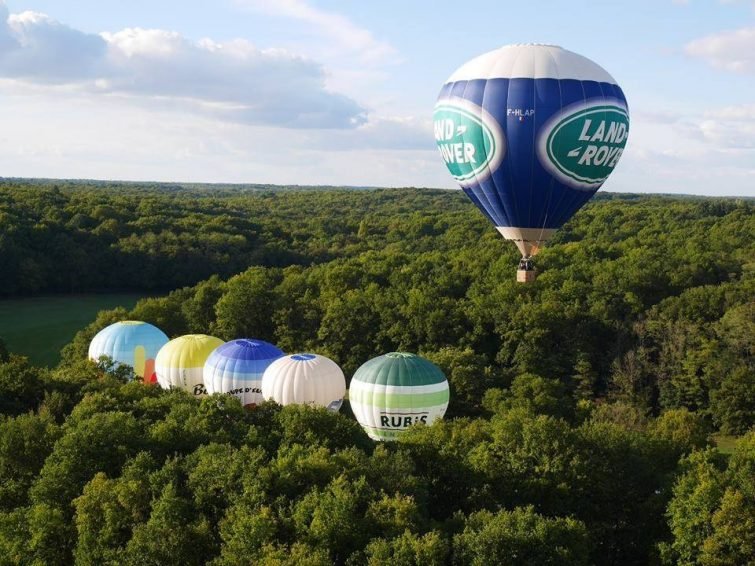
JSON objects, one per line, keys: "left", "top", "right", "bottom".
{"left": 203, "top": 339, "right": 284, "bottom": 407}
{"left": 88, "top": 321, "right": 168, "bottom": 383}
{"left": 155, "top": 334, "right": 225, "bottom": 397}
{"left": 350, "top": 353, "right": 449, "bottom": 442}
{"left": 435, "top": 44, "right": 629, "bottom": 257}
{"left": 261, "top": 354, "right": 346, "bottom": 412}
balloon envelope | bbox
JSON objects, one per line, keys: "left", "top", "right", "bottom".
{"left": 349, "top": 352, "right": 449, "bottom": 441}
{"left": 88, "top": 321, "right": 168, "bottom": 383}
{"left": 155, "top": 334, "right": 225, "bottom": 396}
{"left": 204, "top": 339, "right": 284, "bottom": 407}
{"left": 435, "top": 44, "right": 629, "bottom": 257}
{"left": 261, "top": 354, "right": 345, "bottom": 411}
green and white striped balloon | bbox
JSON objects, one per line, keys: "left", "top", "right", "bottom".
{"left": 349, "top": 352, "right": 449, "bottom": 441}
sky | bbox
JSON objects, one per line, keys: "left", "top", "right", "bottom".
{"left": 0, "top": 0, "right": 752, "bottom": 195}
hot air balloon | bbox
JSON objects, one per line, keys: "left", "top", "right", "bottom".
{"left": 349, "top": 352, "right": 449, "bottom": 441}
{"left": 261, "top": 353, "right": 345, "bottom": 412}
{"left": 434, "top": 44, "right": 629, "bottom": 282}
{"left": 203, "top": 339, "right": 284, "bottom": 407}
{"left": 155, "top": 334, "right": 224, "bottom": 396}
{"left": 88, "top": 321, "right": 168, "bottom": 383}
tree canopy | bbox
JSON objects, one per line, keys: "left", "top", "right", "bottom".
{"left": 0, "top": 181, "right": 753, "bottom": 564}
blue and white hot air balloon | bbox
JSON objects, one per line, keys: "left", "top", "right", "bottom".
{"left": 88, "top": 321, "right": 169, "bottom": 383}
{"left": 203, "top": 339, "right": 284, "bottom": 407}
{"left": 434, "top": 44, "right": 629, "bottom": 281}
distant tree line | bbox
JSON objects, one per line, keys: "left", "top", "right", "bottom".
{"left": 0, "top": 181, "right": 467, "bottom": 295}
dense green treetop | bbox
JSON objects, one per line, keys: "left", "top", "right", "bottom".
{"left": 0, "top": 181, "right": 752, "bottom": 564}
{"left": 0, "top": 358, "right": 726, "bottom": 565}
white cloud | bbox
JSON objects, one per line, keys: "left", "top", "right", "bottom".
{"left": 0, "top": 3, "right": 747, "bottom": 195}
{"left": 232, "top": 0, "right": 401, "bottom": 109}
{"left": 699, "top": 104, "right": 755, "bottom": 148}
{"left": 322, "top": 116, "right": 432, "bottom": 151}
{"left": 612, "top": 104, "right": 755, "bottom": 195}
{"left": 234, "top": 0, "right": 397, "bottom": 64}
{"left": 0, "top": 5, "right": 366, "bottom": 128}
{"left": 0, "top": 82, "right": 749, "bottom": 194}
{"left": 0, "top": 7, "right": 105, "bottom": 81}
{"left": 655, "top": 104, "right": 755, "bottom": 149}
{"left": 684, "top": 26, "right": 755, "bottom": 73}
{"left": 632, "top": 103, "right": 755, "bottom": 153}
{"left": 0, "top": 89, "right": 443, "bottom": 187}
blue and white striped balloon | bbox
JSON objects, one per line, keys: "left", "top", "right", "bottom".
{"left": 203, "top": 339, "right": 284, "bottom": 407}
{"left": 435, "top": 44, "right": 629, "bottom": 260}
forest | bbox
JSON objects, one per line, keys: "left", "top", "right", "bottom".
{"left": 0, "top": 180, "right": 753, "bottom": 565}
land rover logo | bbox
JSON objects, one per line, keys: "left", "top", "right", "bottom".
{"left": 537, "top": 101, "right": 629, "bottom": 190}
{"left": 433, "top": 98, "right": 506, "bottom": 186}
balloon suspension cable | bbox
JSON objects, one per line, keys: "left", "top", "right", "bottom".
{"left": 536, "top": 211, "right": 549, "bottom": 256}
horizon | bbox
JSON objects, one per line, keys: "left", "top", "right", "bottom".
{"left": 0, "top": 1, "right": 753, "bottom": 196}
{"left": 4, "top": 175, "right": 754, "bottom": 199}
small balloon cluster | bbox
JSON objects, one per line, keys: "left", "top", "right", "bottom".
{"left": 88, "top": 321, "right": 450, "bottom": 441}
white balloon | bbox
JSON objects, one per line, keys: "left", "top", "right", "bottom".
{"left": 261, "top": 353, "right": 345, "bottom": 411}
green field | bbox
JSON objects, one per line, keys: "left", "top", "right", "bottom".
{"left": 711, "top": 433, "right": 739, "bottom": 455}
{"left": 0, "top": 294, "right": 143, "bottom": 366}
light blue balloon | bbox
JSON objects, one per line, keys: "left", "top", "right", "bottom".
{"left": 88, "top": 321, "right": 169, "bottom": 382}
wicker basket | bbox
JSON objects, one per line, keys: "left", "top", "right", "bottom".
{"left": 516, "top": 269, "right": 538, "bottom": 283}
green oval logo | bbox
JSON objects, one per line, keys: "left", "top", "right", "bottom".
{"left": 537, "top": 101, "right": 629, "bottom": 190}
{"left": 433, "top": 98, "right": 505, "bottom": 186}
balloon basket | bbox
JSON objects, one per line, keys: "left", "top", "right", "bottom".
{"left": 516, "top": 269, "right": 538, "bottom": 283}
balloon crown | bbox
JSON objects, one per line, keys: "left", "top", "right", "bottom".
{"left": 508, "top": 43, "right": 561, "bottom": 48}
{"left": 385, "top": 352, "right": 416, "bottom": 359}
{"left": 291, "top": 354, "right": 316, "bottom": 361}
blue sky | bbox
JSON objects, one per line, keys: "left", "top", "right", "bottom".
{"left": 0, "top": 0, "right": 752, "bottom": 195}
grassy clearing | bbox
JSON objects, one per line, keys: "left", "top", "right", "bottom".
{"left": 711, "top": 433, "right": 739, "bottom": 455}
{"left": 0, "top": 294, "right": 143, "bottom": 366}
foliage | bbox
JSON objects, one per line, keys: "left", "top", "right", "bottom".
{"left": 0, "top": 362, "right": 704, "bottom": 565}
{"left": 452, "top": 506, "right": 590, "bottom": 565}
{"left": 661, "top": 434, "right": 755, "bottom": 565}
{"left": 0, "top": 184, "right": 753, "bottom": 564}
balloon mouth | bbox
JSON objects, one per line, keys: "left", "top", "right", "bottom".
{"left": 496, "top": 227, "right": 556, "bottom": 258}
{"left": 291, "top": 354, "right": 316, "bottom": 361}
